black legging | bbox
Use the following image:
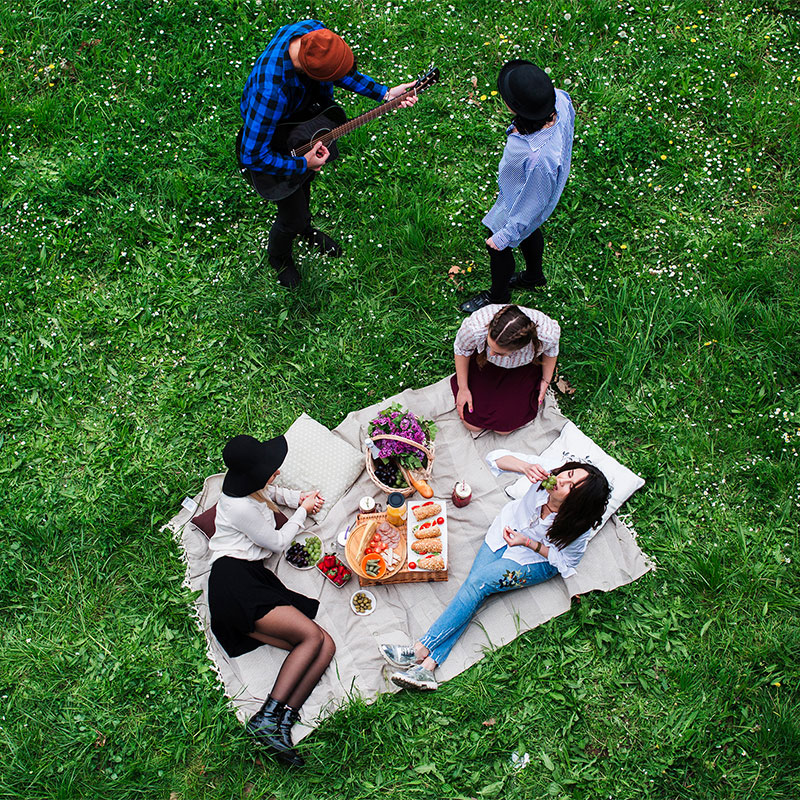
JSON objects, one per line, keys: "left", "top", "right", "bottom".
{"left": 489, "top": 226, "right": 545, "bottom": 299}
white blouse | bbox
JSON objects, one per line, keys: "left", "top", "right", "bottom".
{"left": 484, "top": 450, "right": 591, "bottom": 578}
{"left": 453, "top": 305, "right": 560, "bottom": 368}
{"left": 208, "top": 484, "right": 307, "bottom": 564}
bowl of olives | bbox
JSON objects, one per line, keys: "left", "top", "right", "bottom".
{"left": 350, "top": 589, "right": 376, "bottom": 616}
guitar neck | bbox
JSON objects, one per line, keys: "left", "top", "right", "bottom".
{"left": 292, "top": 89, "right": 415, "bottom": 157}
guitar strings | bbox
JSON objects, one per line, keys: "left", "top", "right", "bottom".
{"left": 292, "top": 78, "right": 434, "bottom": 158}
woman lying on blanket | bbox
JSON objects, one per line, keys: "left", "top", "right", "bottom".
{"left": 451, "top": 304, "right": 560, "bottom": 434}
{"left": 381, "top": 454, "right": 609, "bottom": 691}
{"left": 208, "top": 434, "right": 329, "bottom": 767}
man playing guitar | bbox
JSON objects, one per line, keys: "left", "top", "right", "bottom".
{"left": 237, "top": 20, "right": 417, "bottom": 288}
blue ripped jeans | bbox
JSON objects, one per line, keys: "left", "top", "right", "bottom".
{"left": 419, "top": 542, "right": 558, "bottom": 666}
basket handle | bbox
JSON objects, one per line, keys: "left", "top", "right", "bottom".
{"left": 368, "top": 433, "right": 433, "bottom": 460}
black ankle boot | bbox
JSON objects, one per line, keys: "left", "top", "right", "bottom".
{"left": 301, "top": 227, "right": 343, "bottom": 257}
{"left": 246, "top": 697, "right": 303, "bottom": 766}
{"left": 277, "top": 706, "right": 302, "bottom": 752}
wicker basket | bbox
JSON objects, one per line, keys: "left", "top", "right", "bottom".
{"left": 365, "top": 433, "right": 435, "bottom": 496}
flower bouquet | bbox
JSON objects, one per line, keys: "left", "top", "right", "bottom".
{"left": 366, "top": 404, "right": 437, "bottom": 494}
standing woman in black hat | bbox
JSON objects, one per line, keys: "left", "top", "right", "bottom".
{"left": 460, "top": 61, "right": 576, "bottom": 314}
{"left": 207, "top": 434, "right": 330, "bottom": 766}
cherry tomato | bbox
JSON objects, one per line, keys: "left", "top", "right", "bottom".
{"left": 436, "top": 517, "right": 445, "bottom": 525}
{"left": 408, "top": 562, "right": 417, "bottom": 570}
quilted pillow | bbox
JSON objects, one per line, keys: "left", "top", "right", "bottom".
{"left": 504, "top": 421, "right": 645, "bottom": 534}
{"left": 273, "top": 413, "right": 364, "bottom": 523}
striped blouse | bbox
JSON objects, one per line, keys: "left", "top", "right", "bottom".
{"left": 453, "top": 305, "right": 560, "bottom": 368}
{"left": 482, "top": 88, "right": 575, "bottom": 250}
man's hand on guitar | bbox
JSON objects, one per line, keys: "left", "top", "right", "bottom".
{"left": 305, "top": 143, "right": 330, "bottom": 172}
{"left": 385, "top": 82, "right": 419, "bottom": 108}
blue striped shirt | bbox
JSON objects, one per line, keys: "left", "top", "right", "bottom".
{"left": 239, "top": 20, "right": 388, "bottom": 176}
{"left": 483, "top": 89, "right": 575, "bottom": 250}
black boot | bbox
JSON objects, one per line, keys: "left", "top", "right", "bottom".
{"left": 276, "top": 706, "right": 304, "bottom": 765}
{"left": 246, "top": 697, "right": 303, "bottom": 766}
{"left": 301, "top": 227, "right": 343, "bottom": 257}
{"left": 508, "top": 272, "right": 547, "bottom": 290}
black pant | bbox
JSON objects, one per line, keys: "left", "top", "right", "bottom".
{"left": 488, "top": 226, "right": 545, "bottom": 299}
{"left": 235, "top": 128, "right": 313, "bottom": 268}
{"left": 267, "top": 179, "right": 313, "bottom": 266}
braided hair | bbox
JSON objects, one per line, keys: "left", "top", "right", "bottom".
{"left": 476, "top": 304, "right": 542, "bottom": 368}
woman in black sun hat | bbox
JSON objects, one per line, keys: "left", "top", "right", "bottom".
{"left": 207, "top": 434, "right": 329, "bottom": 767}
{"left": 460, "top": 60, "right": 576, "bottom": 314}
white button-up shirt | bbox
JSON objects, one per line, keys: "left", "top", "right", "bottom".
{"left": 485, "top": 450, "right": 592, "bottom": 578}
{"left": 208, "top": 484, "right": 307, "bottom": 564}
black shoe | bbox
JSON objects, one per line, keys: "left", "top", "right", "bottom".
{"left": 269, "top": 254, "right": 301, "bottom": 289}
{"left": 302, "top": 228, "right": 343, "bottom": 257}
{"left": 276, "top": 706, "right": 304, "bottom": 765}
{"left": 276, "top": 265, "right": 301, "bottom": 288}
{"left": 508, "top": 272, "right": 547, "bottom": 290}
{"left": 459, "top": 290, "right": 509, "bottom": 314}
{"left": 247, "top": 697, "right": 304, "bottom": 767}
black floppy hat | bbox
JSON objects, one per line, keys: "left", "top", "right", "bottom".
{"left": 221, "top": 434, "right": 288, "bottom": 497}
{"left": 497, "top": 60, "right": 556, "bottom": 120}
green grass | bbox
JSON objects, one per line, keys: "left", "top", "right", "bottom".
{"left": 1, "top": 0, "right": 799, "bottom": 798}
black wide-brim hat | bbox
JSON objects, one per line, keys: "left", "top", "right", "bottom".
{"left": 497, "top": 60, "right": 556, "bottom": 120}
{"left": 221, "top": 434, "right": 288, "bottom": 497}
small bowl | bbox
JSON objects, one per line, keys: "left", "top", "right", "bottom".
{"left": 350, "top": 589, "right": 377, "bottom": 616}
{"left": 361, "top": 553, "right": 387, "bottom": 580}
{"left": 284, "top": 534, "right": 323, "bottom": 570}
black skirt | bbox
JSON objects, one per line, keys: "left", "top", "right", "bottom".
{"left": 208, "top": 556, "right": 320, "bottom": 658}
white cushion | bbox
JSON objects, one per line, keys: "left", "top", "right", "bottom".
{"left": 273, "top": 413, "right": 364, "bottom": 523}
{"left": 505, "top": 421, "right": 644, "bottom": 535}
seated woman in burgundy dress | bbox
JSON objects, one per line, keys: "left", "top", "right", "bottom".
{"left": 207, "top": 434, "right": 329, "bottom": 767}
{"left": 450, "top": 304, "right": 560, "bottom": 434}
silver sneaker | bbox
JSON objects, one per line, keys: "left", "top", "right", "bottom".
{"left": 379, "top": 643, "right": 417, "bottom": 668}
{"left": 391, "top": 664, "right": 438, "bottom": 691}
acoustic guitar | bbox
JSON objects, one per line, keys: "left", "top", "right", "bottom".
{"left": 238, "top": 66, "right": 440, "bottom": 201}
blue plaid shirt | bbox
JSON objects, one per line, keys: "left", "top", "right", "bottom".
{"left": 239, "top": 20, "right": 388, "bottom": 176}
{"left": 483, "top": 89, "right": 575, "bottom": 249}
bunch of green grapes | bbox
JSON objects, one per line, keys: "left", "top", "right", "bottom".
{"left": 542, "top": 475, "right": 557, "bottom": 490}
{"left": 304, "top": 536, "right": 322, "bottom": 562}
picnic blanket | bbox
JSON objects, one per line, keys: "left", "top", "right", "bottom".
{"left": 165, "top": 378, "right": 653, "bottom": 742}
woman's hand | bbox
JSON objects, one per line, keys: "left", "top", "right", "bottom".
{"left": 300, "top": 490, "right": 325, "bottom": 514}
{"left": 485, "top": 236, "right": 501, "bottom": 251}
{"left": 456, "top": 387, "right": 474, "bottom": 420}
{"left": 519, "top": 461, "right": 549, "bottom": 483}
{"left": 503, "top": 526, "right": 530, "bottom": 548}
{"left": 537, "top": 381, "right": 549, "bottom": 407}
{"left": 493, "top": 456, "right": 549, "bottom": 482}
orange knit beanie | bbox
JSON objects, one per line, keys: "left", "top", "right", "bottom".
{"left": 297, "top": 29, "right": 354, "bottom": 81}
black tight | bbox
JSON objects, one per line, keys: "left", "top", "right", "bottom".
{"left": 249, "top": 606, "right": 336, "bottom": 710}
